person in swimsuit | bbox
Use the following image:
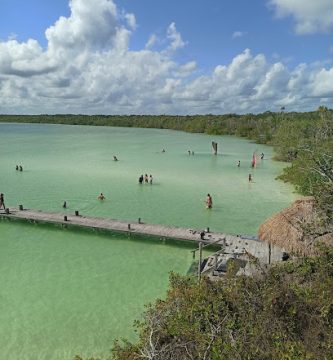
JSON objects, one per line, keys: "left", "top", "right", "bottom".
{"left": 205, "top": 194, "right": 213, "bottom": 209}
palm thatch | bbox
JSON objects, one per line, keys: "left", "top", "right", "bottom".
{"left": 258, "top": 197, "right": 333, "bottom": 256}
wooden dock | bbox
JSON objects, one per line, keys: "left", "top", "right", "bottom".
{"left": 0, "top": 208, "right": 285, "bottom": 264}
{"left": 0, "top": 207, "right": 254, "bottom": 246}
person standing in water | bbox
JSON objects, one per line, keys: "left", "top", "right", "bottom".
{"left": 149, "top": 175, "right": 153, "bottom": 184}
{"left": 0, "top": 193, "right": 5, "bottom": 210}
{"left": 63, "top": 201, "right": 67, "bottom": 208}
{"left": 237, "top": 160, "right": 240, "bottom": 167}
{"left": 205, "top": 194, "right": 213, "bottom": 209}
{"left": 249, "top": 174, "right": 252, "bottom": 182}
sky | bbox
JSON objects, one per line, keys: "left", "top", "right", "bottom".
{"left": 0, "top": 0, "right": 333, "bottom": 115}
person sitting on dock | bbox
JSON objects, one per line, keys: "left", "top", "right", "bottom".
{"left": 0, "top": 193, "right": 5, "bottom": 210}
{"left": 205, "top": 194, "right": 213, "bottom": 209}
{"left": 98, "top": 193, "right": 105, "bottom": 200}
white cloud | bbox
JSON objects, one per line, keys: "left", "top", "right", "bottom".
{"left": 311, "top": 68, "right": 333, "bottom": 97}
{"left": 45, "top": 0, "right": 121, "bottom": 55}
{"left": 124, "top": 13, "right": 136, "bottom": 30}
{"left": 0, "top": 0, "right": 333, "bottom": 115}
{"left": 145, "top": 34, "right": 158, "bottom": 49}
{"left": 269, "top": 0, "right": 333, "bottom": 34}
{"left": 166, "top": 22, "right": 186, "bottom": 51}
{"left": 232, "top": 31, "right": 246, "bottom": 39}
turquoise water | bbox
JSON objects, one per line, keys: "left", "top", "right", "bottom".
{"left": 0, "top": 123, "right": 295, "bottom": 235}
{"left": 0, "top": 123, "right": 296, "bottom": 359}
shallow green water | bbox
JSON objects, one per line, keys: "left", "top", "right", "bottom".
{"left": 0, "top": 123, "right": 296, "bottom": 359}
{"left": 0, "top": 123, "right": 295, "bottom": 234}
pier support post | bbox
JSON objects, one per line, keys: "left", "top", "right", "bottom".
{"left": 128, "top": 224, "right": 131, "bottom": 230}
{"left": 75, "top": 210, "right": 79, "bottom": 216}
{"left": 198, "top": 242, "right": 203, "bottom": 283}
{"left": 19, "top": 205, "right": 23, "bottom": 211}
{"left": 64, "top": 215, "right": 68, "bottom": 222}
{"left": 214, "top": 254, "right": 218, "bottom": 271}
{"left": 5, "top": 208, "right": 9, "bottom": 214}
{"left": 138, "top": 217, "right": 141, "bottom": 224}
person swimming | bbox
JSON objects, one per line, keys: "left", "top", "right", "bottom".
{"left": 98, "top": 193, "right": 105, "bottom": 200}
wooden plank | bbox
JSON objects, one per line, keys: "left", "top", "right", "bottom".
{"left": 0, "top": 208, "right": 260, "bottom": 249}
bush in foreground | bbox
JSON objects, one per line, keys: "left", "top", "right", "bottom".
{"left": 109, "top": 247, "right": 333, "bottom": 360}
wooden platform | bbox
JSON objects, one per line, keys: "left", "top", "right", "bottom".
{"left": 0, "top": 207, "right": 254, "bottom": 247}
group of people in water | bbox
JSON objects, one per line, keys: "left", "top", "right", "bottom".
{"left": 139, "top": 174, "right": 153, "bottom": 185}
{"left": 235, "top": 152, "right": 265, "bottom": 183}
{"left": 7, "top": 149, "right": 266, "bottom": 214}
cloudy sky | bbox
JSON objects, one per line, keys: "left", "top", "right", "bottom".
{"left": 1, "top": 0, "right": 333, "bottom": 115}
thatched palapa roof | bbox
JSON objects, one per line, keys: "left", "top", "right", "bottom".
{"left": 258, "top": 197, "right": 333, "bottom": 256}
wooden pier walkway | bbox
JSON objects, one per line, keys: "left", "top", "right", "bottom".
{"left": 1, "top": 208, "right": 285, "bottom": 264}
{"left": 0, "top": 207, "right": 254, "bottom": 246}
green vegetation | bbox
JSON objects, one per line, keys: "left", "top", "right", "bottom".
{"left": 2, "top": 110, "right": 332, "bottom": 359}
{"left": 75, "top": 247, "right": 333, "bottom": 360}
{"left": 111, "top": 248, "right": 333, "bottom": 360}
{"left": 0, "top": 110, "right": 327, "bottom": 142}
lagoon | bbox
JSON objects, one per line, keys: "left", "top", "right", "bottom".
{"left": 0, "top": 123, "right": 296, "bottom": 359}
